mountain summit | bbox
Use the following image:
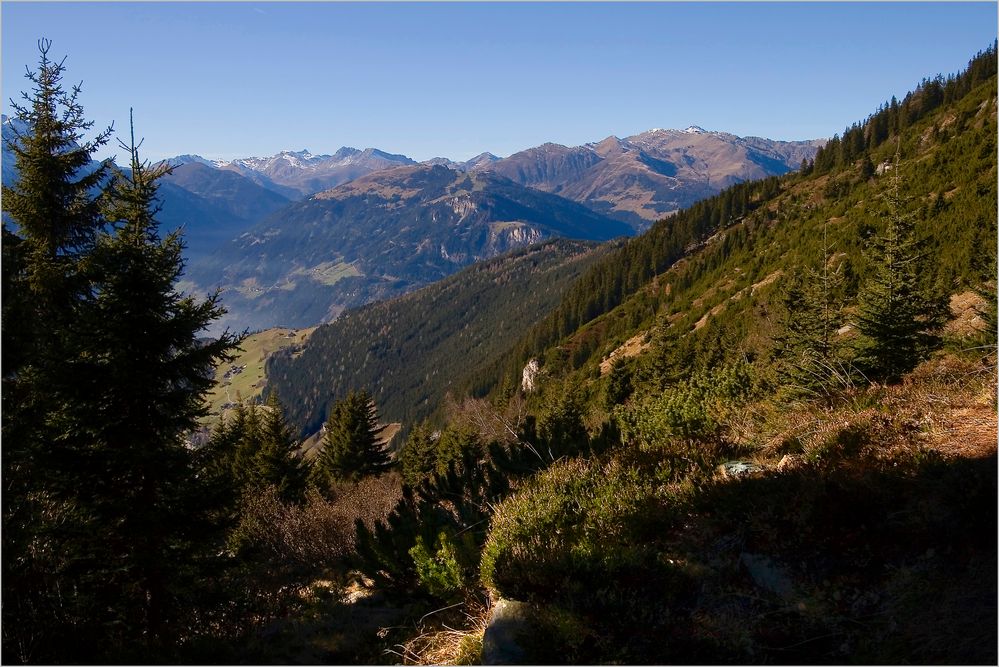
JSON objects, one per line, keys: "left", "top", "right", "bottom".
{"left": 213, "top": 147, "right": 417, "bottom": 197}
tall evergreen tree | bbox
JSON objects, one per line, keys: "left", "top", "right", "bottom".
{"left": 2, "top": 44, "right": 241, "bottom": 655}
{"left": 774, "top": 222, "right": 850, "bottom": 396}
{"left": 232, "top": 399, "right": 263, "bottom": 487}
{"left": 313, "top": 390, "right": 390, "bottom": 484}
{"left": 66, "top": 111, "right": 241, "bottom": 652}
{"left": 398, "top": 422, "right": 438, "bottom": 487}
{"left": 250, "top": 392, "right": 306, "bottom": 500}
{"left": 855, "top": 148, "right": 948, "bottom": 382}
{"left": 1, "top": 41, "right": 114, "bottom": 663}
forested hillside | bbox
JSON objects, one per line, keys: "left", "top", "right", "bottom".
{"left": 332, "top": 44, "right": 996, "bottom": 664}
{"left": 477, "top": 44, "right": 997, "bottom": 397}
{"left": 435, "top": 43, "right": 996, "bottom": 664}
{"left": 265, "top": 239, "right": 618, "bottom": 436}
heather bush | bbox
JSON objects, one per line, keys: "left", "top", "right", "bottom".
{"left": 229, "top": 474, "right": 402, "bottom": 568}
{"left": 480, "top": 457, "right": 691, "bottom": 606}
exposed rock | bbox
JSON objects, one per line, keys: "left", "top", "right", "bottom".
{"left": 740, "top": 552, "right": 795, "bottom": 600}
{"left": 599, "top": 332, "right": 650, "bottom": 376}
{"left": 716, "top": 459, "right": 763, "bottom": 479}
{"left": 482, "top": 598, "right": 533, "bottom": 665}
{"left": 776, "top": 454, "right": 800, "bottom": 472}
{"left": 522, "top": 359, "right": 541, "bottom": 393}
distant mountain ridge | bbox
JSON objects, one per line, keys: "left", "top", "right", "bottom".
{"left": 3, "top": 115, "right": 292, "bottom": 262}
{"left": 163, "top": 125, "right": 821, "bottom": 226}
{"left": 184, "top": 164, "right": 632, "bottom": 332}
{"left": 484, "top": 127, "right": 823, "bottom": 228}
{"left": 5, "top": 114, "right": 822, "bottom": 334}
{"left": 214, "top": 147, "right": 417, "bottom": 197}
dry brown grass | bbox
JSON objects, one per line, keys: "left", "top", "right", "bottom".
{"left": 386, "top": 596, "right": 491, "bottom": 665}
{"left": 756, "top": 354, "right": 996, "bottom": 472}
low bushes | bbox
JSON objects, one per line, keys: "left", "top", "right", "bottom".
{"left": 481, "top": 456, "right": 697, "bottom": 611}
{"left": 229, "top": 473, "right": 402, "bottom": 568}
{"left": 616, "top": 362, "right": 754, "bottom": 443}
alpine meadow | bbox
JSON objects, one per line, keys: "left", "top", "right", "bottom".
{"left": 1, "top": 5, "right": 996, "bottom": 665}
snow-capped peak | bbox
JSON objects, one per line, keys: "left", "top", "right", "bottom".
{"left": 684, "top": 125, "right": 707, "bottom": 134}
{"left": 168, "top": 154, "right": 218, "bottom": 168}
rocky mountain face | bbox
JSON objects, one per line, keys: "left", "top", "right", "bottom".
{"left": 183, "top": 164, "right": 631, "bottom": 333}
{"left": 158, "top": 162, "right": 291, "bottom": 260}
{"left": 161, "top": 126, "right": 820, "bottom": 232}
{"left": 481, "top": 127, "right": 823, "bottom": 229}
{"left": 421, "top": 152, "right": 502, "bottom": 171}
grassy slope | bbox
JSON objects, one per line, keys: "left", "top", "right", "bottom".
{"left": 205, "top": 326, "right": 317, "bottom": 420}
{"left": 481, "top": 356, "right": 996, "bottom": 664}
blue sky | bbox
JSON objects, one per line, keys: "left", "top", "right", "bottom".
{"left": 2, "top": 2, "right": 995, "bottom": 163}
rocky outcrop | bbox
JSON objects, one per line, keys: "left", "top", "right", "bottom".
{"left": 482, "top": 598, "right": 533, "bottom": 665}
{"left": 522, "top": 359, "right": 541, "bottom": 393}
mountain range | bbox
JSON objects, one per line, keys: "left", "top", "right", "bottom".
{"left": 3, "top": 115, "right": 821, "bottom": 332}
{"left": 176, "top": 127, "right": 818, "bottom": 331}
{"left": 182, "top": 165, "right": 632, "bottom": 332}
{"left": 167, "top": 125, "right": 821, "bottom": 231}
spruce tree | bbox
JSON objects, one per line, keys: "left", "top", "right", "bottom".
{"left": 1, "top": 39, "right": 111, "bottom": 304}
{"left": 855, "top": 148, "right": 948, "bottom": 382}
{"left": 313, "top": 390, "right": 390, "bottom": 484}
{"left": 605, "top": 357, "right": 633, "bottom": 409}
{"left": 232, "top": 399, "right": 263, "bottom": 487}
{"left": 70, "top": 112, "right": 241, "bottom": 650}
{"left": 398, "top": 422, "right": 438, "bottom": 487}
{"left": 1, "top": 41, "right": 113, "bottom": 662}
{"left": 250, "top": 392, "right": 306, "bottom": 500}
{"left": 774, "top": 222, "right": 849, "bottom": 396}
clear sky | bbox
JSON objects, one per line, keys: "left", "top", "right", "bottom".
{"left": 2, "top": 2, "right": 996, "bottom": 163}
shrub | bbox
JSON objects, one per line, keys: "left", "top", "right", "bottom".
{"left": 409, "top": 530, "right": 468, "bottom": 600}
{"left": 229, "top": 474, "right": 402, "bottom": 568}
{"left": 616, "top": 362, "right": 753, "bottom": 444}
{"left": 480, "top": 458, "right": 688, "bottom": 606}
{"left": 354, "top": 449, "right": 509, "bottom": 597}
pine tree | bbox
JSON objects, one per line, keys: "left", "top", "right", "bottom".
{"left": 968, "top": 259, "right": 997, "bottom": 365}
{"left": 855, "top": 147, "right": 948, "bottom": 382}
{"left": 67, "top": 111, "right": 241, "bottom": 650}
{"left": 313, "top": 390, "right": 390, "bottom": 484}
{"left": 536, "top": 386, "right": 589, "bottom": 459}
{"left": 232, "top": 399, "right": 264, "bottom": 487}
{"left": 774, "top": 221, "right": 850, "bottom": 396}
{"left": 1, "top": 39, "right": 111, "bottom": 306}
{"left": 1, "top": 41, "right": 114, "bottom": 662}
{"left": 605, "top": 357, "right": 633, "bottom": 409}
{"left": 398, "top": 422, "right": 438, "bottom": 487}
{"left": 250, "top": 392, "right": 306, "bottom": 500}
